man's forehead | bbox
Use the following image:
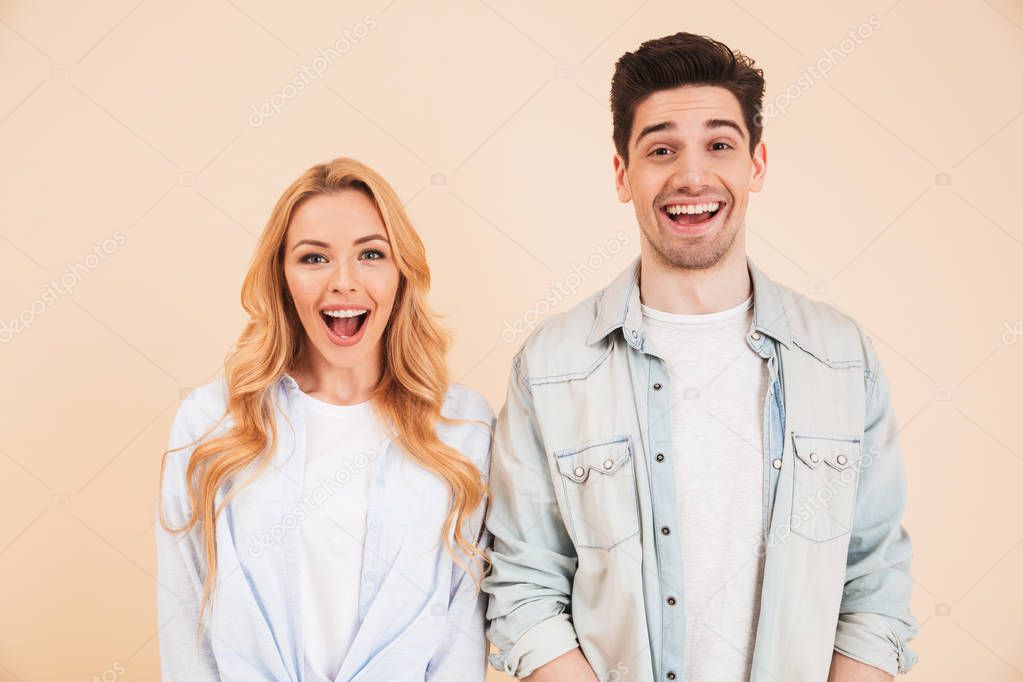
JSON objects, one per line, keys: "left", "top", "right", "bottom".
{"left": 634, "top": 86, "right": 743, "bottom": 126}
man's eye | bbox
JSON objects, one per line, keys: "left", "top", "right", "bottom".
{"left": 360, "top": 249, "right": 385, "bottom": 261}
{"left": 300, "top": 253, "right": 328, "bottom": 264}
{"left": 650, "top": 147, "right": 672, "bottom": 156}
{"left": 710, "top": 142, "right": 733, "bottom": 151}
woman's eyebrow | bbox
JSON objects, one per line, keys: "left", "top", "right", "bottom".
{"left": 291, "top": 234, "right": 390, "bottom": 252}
{"left": 353, "top": 233, "right": 389, "bottom": 246}
{"left": 291, "top": 239, "right": 329, "bottom": 252}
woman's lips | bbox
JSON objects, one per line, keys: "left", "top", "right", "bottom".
{"left": 320, "top": 309, "right": 370, "bottom": 347}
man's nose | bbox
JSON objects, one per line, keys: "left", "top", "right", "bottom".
{"left": 669, "top": 152, "right": 707, "bottom": 190}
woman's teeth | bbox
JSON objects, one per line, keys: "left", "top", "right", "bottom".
{"left": 322, "top": 308, "right": 368, "bottom": 318}
{"left": 321, "top": 308, "right": 369, "bottom": 339}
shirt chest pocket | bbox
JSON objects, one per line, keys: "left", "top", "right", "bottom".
{"left": 554, "top": 436, "right": 640, "bottom": 550}
{"left": 790, "top": 432, "right": 863, "bottom": 542}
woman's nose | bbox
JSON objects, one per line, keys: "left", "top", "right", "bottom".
{"left": 330, "top": 262, "right": 358, "bottom": 293}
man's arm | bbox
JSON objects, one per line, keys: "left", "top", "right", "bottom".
{"left": 832, "top": 337, "right": 919, "bottom": 675}
{"left": 828, "top": 651, "right": 894, "bottom": 682}
{"left": 483, "top": 351, "right": 595, "bottom": 679}
{"left": 524, "top": 649, "right": 599, "bottom": 682}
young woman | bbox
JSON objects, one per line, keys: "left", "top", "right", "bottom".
{"left": 156, "top": 157, "right": 494, "bottom": 681}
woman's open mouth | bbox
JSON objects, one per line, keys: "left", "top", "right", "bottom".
{"left": 661, "top": 201, "right": 725, "bottom": 233}
{"left": 320, "top": 307, "right": 370, "bottom": 347}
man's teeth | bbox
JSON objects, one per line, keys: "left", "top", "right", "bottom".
{"left": 322, "top": 309, "right": 368, "bottom": 318}
{"left": 665, "top": 202, "right": 721, "bottom": 216}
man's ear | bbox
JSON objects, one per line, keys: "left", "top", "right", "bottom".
{"left": 614, "top": 153, "right": 632, "bottom": 203}
{"left": 749, "top": 140, "right": 767, "bottom": 193}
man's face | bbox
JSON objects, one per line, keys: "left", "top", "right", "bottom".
{"left": 614, "top": 85, "right": 767, "bottom": 270}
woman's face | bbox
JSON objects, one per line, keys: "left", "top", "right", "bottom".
{"left": 283, "top": 190, "right": 400, "bottom": 374}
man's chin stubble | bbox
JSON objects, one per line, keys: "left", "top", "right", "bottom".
{"left": 642, "top": 220, "right": 739, "bottom": 271}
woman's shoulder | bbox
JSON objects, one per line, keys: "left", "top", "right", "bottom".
{"left": 441, "top": 383, "right": 495, "bottom": 423}
{"left": 439, "top": 383, "right": 495, "bottom": 473}
{"left": 165, "top": 377, "right": 233, "bottom": 463}
{"left": 160, "top": 378, "right": 233, "bottom": 518}
{"left": 175, "top": 377, "right": 231, "bottom": 428}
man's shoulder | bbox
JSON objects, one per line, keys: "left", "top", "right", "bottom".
{"left": 767, "top": 277, "right": 874, "bottom": 367}
{"left": 514, "top": 289, "right": 612, "bottom": 382}
{"left": 512, "top": 263, "right": 880, "bottom": 380}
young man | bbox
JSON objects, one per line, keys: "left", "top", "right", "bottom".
{"left": 483, "top": 33, "right": 918, "bottom": 682}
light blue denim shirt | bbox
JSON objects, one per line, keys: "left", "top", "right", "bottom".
{"left": 156, "top": 374, "right": 494, "bottom": 681}
{"left": 483, "top": 257, "right": 918, "bottom": 681}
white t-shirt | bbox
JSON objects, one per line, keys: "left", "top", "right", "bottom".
{"left": 294, "top": 388, "right": 390, "bottom": 682}
{"left": 641, "top": 295, "right": 768, "bottom": 682}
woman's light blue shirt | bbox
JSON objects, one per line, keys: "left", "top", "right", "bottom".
{"left": 156, "top": 374, "right": 494, "bottom": 681}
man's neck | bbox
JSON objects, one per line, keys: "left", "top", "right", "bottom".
{"left": 639, "top": 245, "right": 752, "bottom": 315}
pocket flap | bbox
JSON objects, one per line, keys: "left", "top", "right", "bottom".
{"left": 792, "top": 433, "right": 861, "bottom": 471}
{"left": 555, "top": 438, "right": 632, "bottom": 483}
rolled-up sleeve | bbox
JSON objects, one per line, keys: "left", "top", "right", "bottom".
{"left": 834, "top": 337, "right": 919, "bottom": 675}
{"left": 483, "top": 351, "right": 581, "bottom": 678}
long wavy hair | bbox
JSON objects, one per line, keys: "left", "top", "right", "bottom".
{"left": 158, "top": 157, "right": 489, "bottom": 633}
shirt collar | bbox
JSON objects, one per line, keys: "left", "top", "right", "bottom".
{"left": 586, "top": 255, "right": 793, "bottom": 349}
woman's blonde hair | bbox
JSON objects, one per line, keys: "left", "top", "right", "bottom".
{"left": 158, "top": 157, "right": 488, "bottom": 632}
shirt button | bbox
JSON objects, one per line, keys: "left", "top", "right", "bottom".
{"left": 771, "top": 458, "right": 782, "bottom": 469}
{"left": 667, "top": 673, "right": 677, "bottom": 680}
{"left": 837, "top": 454, "right": 848, "bottom": 465}
{"left": 653, "top": 382, "right": 663, "bottom": 391}
{"left": 631, "top": 330, "right": 638, "bottom": 338}
{"left": 603, "top": 458, "right": 614, "bottom": 470}
{"left": 655, "top": 453, "right": 665, "bottom": 462}
{"left": 751, "top": 331, "right": 762, "bottom": 341}
{"left": 661, "top": 527, "right": 670, "bottom": 535}
{"left": 666, "top": 597, "right": 676, "bottom": 606}
{"left": 809, "top": 452, "right": 819, "bottom": 463}
{"left": 573, "top": 466, "right": 585, "bottom": 477}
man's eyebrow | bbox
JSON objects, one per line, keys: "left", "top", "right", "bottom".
{"left": 634, "top": 118, "right": 748, "bottom": 148}
{"left": 706, "top": 118, "right": 746, "bottom": 139}
{"left": 634, "top": 121, "right": 675, "bottom": 146}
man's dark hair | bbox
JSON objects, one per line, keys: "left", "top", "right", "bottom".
{"left": 610, "top": 32, "right": 766, "bottom": 164}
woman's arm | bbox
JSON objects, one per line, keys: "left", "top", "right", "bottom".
{"left": 424, "top": 526, "right": 492, "bottom": 680}
{"left": 155, "top": 399, "right": 221, "bottom": 681}
{"left": 426, "top": 387, "right": 496, "bottom": 680}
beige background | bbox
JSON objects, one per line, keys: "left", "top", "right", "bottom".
{"left": 1, "top": 0, "right": 1021, "bottom": 679}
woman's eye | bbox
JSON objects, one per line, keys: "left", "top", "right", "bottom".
{"left": 360, "top": 249, "right": 385, "bottom": 261}
{"left": 300, "top": 253, "right": 328, "bottom": 264}
{"left": 710, "top": 141, "right": 733, "bottom": 151}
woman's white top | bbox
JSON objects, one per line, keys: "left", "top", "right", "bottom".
{"left": 294, "top": 389, "right": 390, "bottom": 682}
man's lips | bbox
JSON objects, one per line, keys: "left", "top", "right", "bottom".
{"left": 659, "top": 199, "right": 727, "bottom": 231}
